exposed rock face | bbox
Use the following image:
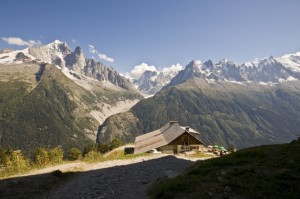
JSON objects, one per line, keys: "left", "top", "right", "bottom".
{"left": 27, "top": 40, "right": 136, "bottom": 90}
{"left": 65, "top": 46, "right": 85, "bottom": 73}
{"left": 83, "top": 59, "right": 134, "bottom": 90}
{"left": 134, "top": 71, "right": 160, "bottom": 95}
{"left": 165, "top": 61, "right": 202, "bottom": 88}
{"left": 0, "top": 40, "right": 143, "bottom": 155}
{"left": 15, "top": 52, "right": 31, "bottom": 62}
{"left": 165, "top": 54, "right": 300, "bottom": 90}
{"left": 134, "top": 70, "right": 179, "bottom": 95}
{"left": 28, "top": 40, "right": 71, "bottom": 66}
{"left": 0, "top": 48, "right": 13, "bottom": 54}
{"left": 130, "top": 52, "right": 300, "bottom": 95}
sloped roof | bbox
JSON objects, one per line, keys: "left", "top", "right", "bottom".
{"left": 134, "top": 122, "right": 203, "bottom": 154}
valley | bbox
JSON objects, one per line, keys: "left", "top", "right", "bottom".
{"left": 99, "top": 78, "right": 300, "bottom": 149}
{"left": 1, "top": 41, "right": 300, "bottom": 154}
{"left": 1, "top": 1, "right": 299, "bottom": 198}
{"left": 0, "top": 41, "right": 143, "bottom": 155}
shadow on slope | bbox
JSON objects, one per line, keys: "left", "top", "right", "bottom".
{"left": 149, "top": 139, "right": 300, "bottom": 199}
{"left": 0, "top": 156, "right": 194, "bottom": 199}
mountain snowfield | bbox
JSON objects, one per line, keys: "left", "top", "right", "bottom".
{"left": 0, "top": 39, "right": 142, "bottom": 102}
{"left": 126, "top": 52, "right": 300, "bottom": 96}
{"left": 0, "top": 40, "right": 137, "bottom": 91}
{"left": 176, "top": 54, "right": 300, "bottom": 84}
{"left": 98, "top": 49, "right": 300, "bottom": 148}
{"left": 124, "top": 63, "right": 183, "bottom": 96}
{"left": 133, "top": 69, "right": 180, "bottom": 96}
{"left": 1, "top": 40, "right": 300, "bottom": 96}
{"left": 1, "top": 40, "right": 300, "bottom": 121}
{"left": 275, "top": 52, "right": 300, "bottom": 72}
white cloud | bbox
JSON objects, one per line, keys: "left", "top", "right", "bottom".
{"left": 161, "top": 63, "right": 183, "bottom": 75}
{"left": 88, "top": 44, "right": 114, "bottom": 63}
{"left": 2, "top": 37, "right": 41, "bottom": 46}
{"left": 88, "top": 44, "right": 98, "bottom": 54}
{"left": 129, "top": 63, "right": 158, "bottom": 79}
{"left": 72, "top": 39, "right": 77, "bottom": 43}
{"left": 98, "top": 53, "right": 114, "bottom": 63}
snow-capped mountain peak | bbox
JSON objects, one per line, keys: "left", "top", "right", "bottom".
{"left": 46, "top": 40, "right": 71, "bottom": 55}
{"left": 194, "top": 60, "right": 202, "bottom": 66}
{"left": 275, "top": 52, "right": 300, "bottom": 72}
{"left": 0, "top": 47, "right": 36, "bottom": 64}
{"left": 53, "top": 39, "right": 63, "bottom": 44}
{"left": 0, "top": 40, "right": 136, "bottom": 91}
{"left": 163, "top": 51, "right": 300, "bottom": 90}
{"left": 131, "top": 63, "right": 183, "bottom": 96}
{"left": 220, "top": 58, "right": 229, "bottom": 63}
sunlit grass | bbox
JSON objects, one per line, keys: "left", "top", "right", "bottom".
{"left": 184, "top": 152, "right": 214, "bottom": 158}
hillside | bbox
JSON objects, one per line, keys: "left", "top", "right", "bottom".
{"left": 0, "top": 63, "right": 141, "bottom": 155}
{"left": 148, "top": 138, "right": 300, "bottom": 199}
{"left": 98, "top": 78, "right": 300, "bottom": 148}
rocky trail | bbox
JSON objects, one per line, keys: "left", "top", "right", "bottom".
{"left": 0, "top": 155, "right": 209, "bottom": 199}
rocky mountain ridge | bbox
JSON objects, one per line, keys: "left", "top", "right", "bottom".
{"left": 98, "top": 78, "right": 300, "bottom": 148}
{"left": 133, "top": 52, "right": 300, "bottom": 95}
{"left": 166, "top": 53, "right": 300, "bottom": 89}
{"left": 132, "top": 66, "right": 182, "bottom": 96}
{"left": 97, "top": 49, "right": 300, "bottom": 149}
{"left": 133, "top": 70, "right": 175, "bottom": 95}
{"left": 0, "top": 41, "right": 143, "bottom": 154}
{"left": 0, "top": 40, "right": 136, "bottom": 91}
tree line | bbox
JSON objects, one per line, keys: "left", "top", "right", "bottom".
{"left": 0, "top": 138, "right": 124, "bottom": 178}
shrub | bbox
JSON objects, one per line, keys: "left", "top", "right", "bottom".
{"left": 0, "top": 147, "right": 30, "bottom": 178}
{"left": 97, "top": 142, "right": 110, "bottom": 153}
{"left": 68, "top": 147, "right": 82, "bottom": 161}
{"left": 110, "top": 138, "right": 123, "bottom": 150}
{"left": 83, "top": 150, "right": 102, "bottom": 162}
{"left": 49, "top": 146, "right": 64, "bottom": 164}
{"left": 34, "top": 147, "right": 49, "bottom": 166}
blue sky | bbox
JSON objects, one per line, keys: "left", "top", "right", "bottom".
{"left": 1, "top": 0, "right": 300, "bottom": 73}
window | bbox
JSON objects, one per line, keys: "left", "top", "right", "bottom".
{"left": 182, "top": 135, "right": 189, "bottom": 145}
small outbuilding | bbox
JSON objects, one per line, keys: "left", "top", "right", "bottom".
{"left": 134, "top": 121, "right": 205, "bottom": 154}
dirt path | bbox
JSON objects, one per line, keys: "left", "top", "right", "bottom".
{"left": 0, "top": 155, "right": 211, "bottom": 199}
{"left": 44, "top": 155, "right": 205, "bottom": 199}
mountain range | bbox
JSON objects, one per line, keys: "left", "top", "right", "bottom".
{"left": 1, "top": 40, "right": 136, "bottom": 90}
{"left": 131, "top": 52, "right": 300, "bottom": 95}
{"left": 0, "top": 41, "right": 142, "bottom": 154}
{"left": 98, "top": 51, "right": 300, "bottom": 149}
{"left": 1, "top": 39, "right": 300, "bottom": 152}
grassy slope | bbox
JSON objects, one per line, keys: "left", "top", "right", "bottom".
{"left": 98, "top": 78, "right": 300, "bottom": 148}
{"left": 149, "top": 139, "right": 300, "bottom": 199}
{"left": 0, "top": 64, "right": 95, "bottom": 154}
{"left": 0, "top": 63, "right": 143, "bottom": 155}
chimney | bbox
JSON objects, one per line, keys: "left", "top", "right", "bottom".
{"left": 185, "top": 126, "right": 189, "bottom": 132}
{"left": 169, "top": 121, "right": 178, "bottom": 126}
